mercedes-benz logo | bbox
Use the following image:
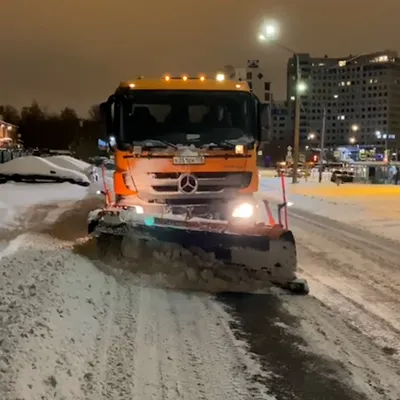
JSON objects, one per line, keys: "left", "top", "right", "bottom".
{"left": 178, "top": 173, "right": 198, "bottom": 194}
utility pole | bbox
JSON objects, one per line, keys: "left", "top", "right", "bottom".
{"left": 292, "top": 54, "right": 301, "bottom": 184}
{"left": 318, "top": 108, "right": 326, "bottom": 183}
{"left": 384, "top": 136, "right": 390, "bottom": 163}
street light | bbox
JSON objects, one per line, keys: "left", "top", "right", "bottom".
{"left": 259, "top": 21, "right": 279, "bottom": 41}
{"left": 308, "top": 133, "right": 316, "bottom": 140}
{"left": 258, "top": 22, "right": 302, "bottom": 184}
{"left": 349, "top": 125, "right": 359, "bottom": 145}
{"left": 375, "top": 130, "right": 396, "bottom": 160}
{"left": 297, "top": 81, "right": 307, "bottom": 93}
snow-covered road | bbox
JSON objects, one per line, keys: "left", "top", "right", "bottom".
{"left": 287, "top": 207, "right": 400, "bottom": 398}
{"left": 0, "top": 233, "right": 270, "bottom": 400}
{"left": 1, "top": 181, "right": 400, "bottom": 399}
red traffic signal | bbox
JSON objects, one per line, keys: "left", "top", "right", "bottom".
{"left": 313, "top": 155, "right": 318, "bottom": 162}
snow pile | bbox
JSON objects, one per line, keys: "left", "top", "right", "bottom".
{"left": 0, "top": 156, "right": 90, "bottom": 186}
{"left": 76, "top": 234, "right": 276, "bottom": 294}
{"left": 0, "top": 182, "right": 89, "bottom": 230}
{"left": 260, "top": 177, "right": 400, "bottom": 242}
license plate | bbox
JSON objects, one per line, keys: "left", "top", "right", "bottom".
{"left": 173, "top": 156, "right": 205, "bottom": 165}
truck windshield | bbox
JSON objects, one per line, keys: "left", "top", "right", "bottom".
{"left": 120, "top": 90, "right": 257, "bottom": 146}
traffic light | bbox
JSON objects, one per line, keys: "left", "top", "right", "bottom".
{"left": 313, "top": 155, "right": 318, "bottom": 162}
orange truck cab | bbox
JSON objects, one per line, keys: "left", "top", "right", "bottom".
{"left": 99, "top": 73, "right": 269, "bottom": 220}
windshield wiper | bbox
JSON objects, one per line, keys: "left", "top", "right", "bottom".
{"left": 206, "top": 141, "right": 235, "bottom": 149}
{"left": 207, "top": 138, "right": 255, "bottom": 149}
{"left": 137, "top": 139, "right": 177, "bottom": 149}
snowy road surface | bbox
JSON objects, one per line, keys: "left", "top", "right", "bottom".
{"left": 0, "top": 191, "right": 399, "bottom": 399}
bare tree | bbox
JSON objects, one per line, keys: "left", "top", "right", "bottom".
{"left": 0, "top": 105, "right": 20, "bottom": 125}
{"left": 88, "top": 104, "right": 101, "bottom": 122}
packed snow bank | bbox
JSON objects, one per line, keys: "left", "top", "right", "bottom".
{"left": 47, "top": 155, "right": 91, "bottom": 175}
{"left": 0, "top": 156, "right": 90, "bottom": 186}
{"left": 0, "top": 182, "right": 89, "bottom": 230}
{"left": 260, "top": 177, "right": 400, "bottom": 242}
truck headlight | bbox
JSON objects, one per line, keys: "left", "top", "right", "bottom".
{"left": 232, "top": 203, "right": 254, "bottom": 218}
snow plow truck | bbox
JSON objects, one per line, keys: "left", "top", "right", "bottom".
{"left": 88, "top": 73, "right": 309, "bottom": 294}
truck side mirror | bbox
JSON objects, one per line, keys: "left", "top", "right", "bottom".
{"left": 100, "top": 98, "right": 114, "bottom": 137}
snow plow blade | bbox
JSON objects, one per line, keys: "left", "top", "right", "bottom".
{"left": 88, "top": 209, "right": 309, "bottom": 294}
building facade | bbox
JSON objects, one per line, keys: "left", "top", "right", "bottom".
{"left": 286, "top": 51, "right": 400, "bottom": 150}
{"left": 224, "top": 61, "right": 272, "bottom": 104}
{"left": 0, "top": 119, "right": 18, "bottom": 147}
{"left": 270, "top": 101, "right": 291, "bottom": 141}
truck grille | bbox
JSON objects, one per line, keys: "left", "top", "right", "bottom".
{"left": 150, "top": 171, "right": 252, "bottom": 193}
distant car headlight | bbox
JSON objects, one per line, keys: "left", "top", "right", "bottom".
{"left": 232, "top": 203, "right": 254, "bottom": 218}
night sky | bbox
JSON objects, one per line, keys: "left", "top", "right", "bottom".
{"left": 0, "top": 0, "right": 398, "bottom": 115}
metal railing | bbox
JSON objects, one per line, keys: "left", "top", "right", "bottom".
{"left": 0, "top": 149, "right": 28, "bottom": 164}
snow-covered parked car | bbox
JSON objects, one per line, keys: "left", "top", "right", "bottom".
{"left": 0, "top": 156, "right": 90, "bottom": 186}
{"left": 46, "top": 155, "right": 93, "bottom": 176}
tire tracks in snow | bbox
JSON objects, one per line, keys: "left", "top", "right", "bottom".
{"left": 167, "top": 291, "right": 251, "bottom": 400}
{"left": 219, "top": 291, "right": 372, "bottom": 400}
{"left": 79, "top": 281, "right": 270, "bottom": 400}
{"left": 80, "top": 278, "right": 117, "bottom": 398}
{"left": 2, "top": 232, "right": 270, "bottom": 400}
{"left": 0, "top": 235, "right": 95, "bottom": 399}
{"left": 285, "top": 207, "right": 400, "bottom": 399}
{"left": 101, "top": 284, "right": 138, "bottom": 399}
{"left": 290, "top": 207, "right": 400, "bottom": 282}
{"left": 280, "top": 293, "right": 399, "bottom": 399}
{"left": 289, "top": 208, "right": 400, "bottom": 350}
{"left": 131, "top": 288, "right": 186, "bottom": 399}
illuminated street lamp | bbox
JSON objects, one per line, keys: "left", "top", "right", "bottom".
{"left": 258, "top": 21, "right": 279, "bottom": 42}
{"left": 308, "top": 133, "right": 316, "bottom": 140}
{"left": 258, "top": 22, "right": 302, "bottom": 183}
{"left": 375, "top": 130, "right": 396, "bottom": 159}
{"left": 349, "top": 125, "right": 359, "bottom": 145}
{"left": 297, "top": 81, "right": 307, "bottom": 93}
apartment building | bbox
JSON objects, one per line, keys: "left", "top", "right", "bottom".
{"left": 286, "top": 51, "right": 400, "bottom": 149}
{"left": 270, "top": 101, "right": 291, "bottom": 141}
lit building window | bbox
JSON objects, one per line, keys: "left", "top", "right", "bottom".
{"left": 376, "top": 55, "right": 388, "bottom": 62}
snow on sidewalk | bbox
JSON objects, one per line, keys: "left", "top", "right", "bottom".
{"left": 259, "top": 177, "right": 400, "bottom": 242}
